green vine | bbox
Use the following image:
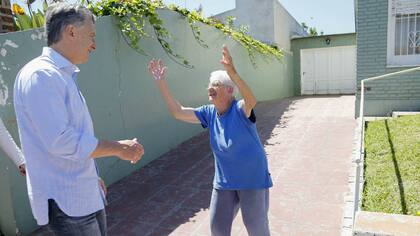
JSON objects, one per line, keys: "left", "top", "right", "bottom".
{"left": 168, "top": 5, "right": 283, "bottom": 66}
{"left": 90, "top": 0, "right": 283, "bottom": 68}
{"left": 91, "top": 0, "right": 191, "bottom": 67}
{"left": 186, "top": 10, "right": 209, "bottom": 49}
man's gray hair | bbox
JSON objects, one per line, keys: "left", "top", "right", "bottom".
{"left": 45, "top": 2, "right": 95, "bottom": 46}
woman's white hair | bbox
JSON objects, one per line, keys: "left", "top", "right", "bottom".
{"left": 209, "top": 70, "right": 238, "bottom": 95}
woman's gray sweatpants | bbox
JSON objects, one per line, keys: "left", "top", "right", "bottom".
{"left": 209, "top": 188, "right": 270, "bottom": 236}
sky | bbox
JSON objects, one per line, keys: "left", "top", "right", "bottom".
{"left": 10, "top": 0, "right": 355, "bottom": 35}
{"left": 161, "top": 0, "right": 355, "bottom": 34}
{"left": 279, "top": 0, "right": 355, "bottom": 34}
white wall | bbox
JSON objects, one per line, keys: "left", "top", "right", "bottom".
{"left": 274, "top": 1, "right": 308, "bottom": 51}
{"left": 214, "top": 0, "right": 307, "bottom": 51}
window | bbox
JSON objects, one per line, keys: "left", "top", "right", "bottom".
{"left": 387, "top": 0, "right": 420, "bottom": 66}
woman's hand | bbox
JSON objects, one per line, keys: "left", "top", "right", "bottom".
{"left": 220, "top": 45, "right": 237, "bottom": 76}
{"left": 18, "top": 164, "right": 26, "bottom": 176}
{"left": 148, "top": 59, "right": 167, "bottom": 81}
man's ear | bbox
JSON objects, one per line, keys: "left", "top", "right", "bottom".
{"left": 64, "top": 24, "right": 77, "bottom": 39}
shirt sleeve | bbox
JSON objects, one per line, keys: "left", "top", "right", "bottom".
{"left": 0, "top": 118, "right": 25, "bottom": 166}
{"left": 194, "top": 105, "right": 210, "bottom": 128}
{"left": 21, "top": 70, "right": 98, "bottom": 162}
{"left": 236, "top": 100, "right": 257, "bottom": 123}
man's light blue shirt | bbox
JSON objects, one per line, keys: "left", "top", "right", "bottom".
{"left": 14, "top": 47, "right": 104, "bottom": 225}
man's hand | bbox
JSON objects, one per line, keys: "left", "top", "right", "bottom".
{"left": 18, "top": 164, "right": 26, "bottom": 176}
{"left": 220, "top": 45, "right": 237, "bottom": 76}
{"left": 98, "top": 178, "right": 107, "bottom": 195}
{"left": 148, "top": 59, "right": 167, "bottom": 81}
{"left": 116, "top": 138, "right": 144, "bottom": 164}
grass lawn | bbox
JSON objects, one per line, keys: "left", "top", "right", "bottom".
{"left": 362, "top": 114, "right": 420, "bottom": 216}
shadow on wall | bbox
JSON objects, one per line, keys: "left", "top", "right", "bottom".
{"left": 30, "top": 97, "right": 297, "bottom": 236}
{"left": 1, "top": 9, "right": 294, "bottom": 235}
{"left": 106, "top": 97, "right": 299, "bottom": 235}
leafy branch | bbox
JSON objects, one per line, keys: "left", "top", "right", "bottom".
{"left": 169, "top": 5, "right": 283, "bottom": 66}
{"left": 91, "top": 0, "right": 284, "bottom": 68}
{"left": 91, "top": 0, "right": 192, "bottom": 68}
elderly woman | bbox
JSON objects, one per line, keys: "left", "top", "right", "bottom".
{"left": 148, "top": 45, "right": 272, "bottom": 236}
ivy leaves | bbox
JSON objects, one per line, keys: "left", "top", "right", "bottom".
{"left": 91, "top": 0, "right": 190, "bottom": 67}
{"left": 90, "top": 0, "right": 283, "bottom": 68}
{"left": 170, "top": 5, "right": 284, "bottom": 67}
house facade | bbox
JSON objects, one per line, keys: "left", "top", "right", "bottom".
{"left": 291, "top": 33, "right": 357, "bottom": 96}
{"left": 356, "top": 0, "right": 420, "bottom": 116}
{"left": 216, "top": 0, "right": 359, "bottom": 97}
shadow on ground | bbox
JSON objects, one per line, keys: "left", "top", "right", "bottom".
{"left": 31, "top": 97, "right": 299, "bottom": 236}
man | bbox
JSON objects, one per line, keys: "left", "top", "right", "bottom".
{"left": 14, "top": 3, "right": 144, "bottom": 235}
{"left": 148, "top": 45, "right": 272, "bottom": 236}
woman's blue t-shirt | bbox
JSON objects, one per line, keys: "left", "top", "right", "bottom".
{"left": 194, "top": 100, "right": 273, "bottom": 190}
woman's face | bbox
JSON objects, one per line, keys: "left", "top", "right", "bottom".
{"left": 207, "top": 80, "right": 232, "bottom": 103}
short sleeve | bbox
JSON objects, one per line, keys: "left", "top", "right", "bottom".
{"left": 236, "top": 100, "right": 257, "bottom": 123}
{"left": 194, "top": 105, "right": 211, "bottom": 128}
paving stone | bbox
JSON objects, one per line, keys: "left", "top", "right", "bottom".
{"left": 30, "top": 96, "right": 356, "bottom": 236}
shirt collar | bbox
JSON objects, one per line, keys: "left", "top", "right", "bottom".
{"left": 42, "top": 47, "right": 80, "bottom": 74}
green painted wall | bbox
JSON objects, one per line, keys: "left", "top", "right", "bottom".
{"left": 0, "top": 156, "right": 17, "bottom": 236}
{"left": 0, "top": 28, "right": 46, "bottom": 236}
{"left": 290, "top": 33, "right": 356, "bottom": 95}
{"left": 355, "top": 0, "right": 420, "bottom": 116}
{"left": 0, "top": 10, "right": 294, "bottom": 235}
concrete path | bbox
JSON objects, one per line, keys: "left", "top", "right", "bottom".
{"left": 32, "top": 95, "right": 356, "bottom": 236}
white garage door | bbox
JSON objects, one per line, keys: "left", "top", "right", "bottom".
{"left": 300, "top": 46, "right": 356, "bottom": 95}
